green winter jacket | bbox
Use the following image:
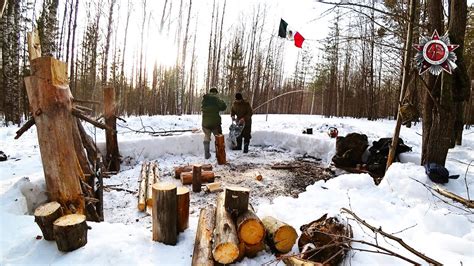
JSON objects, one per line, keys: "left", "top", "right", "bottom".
{"left": 201, "top": 93, "right": 227, "bottom": 129}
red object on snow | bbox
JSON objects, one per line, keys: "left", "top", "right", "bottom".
{"left": 328, "top": 127, "right": 338, "bottom": 138}
{"left": 294, "top": 32, "right": 305, "bottom": 48}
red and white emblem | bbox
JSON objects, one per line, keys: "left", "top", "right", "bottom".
{"left": 413, "top": 30, "right": 459, "bottom": 75}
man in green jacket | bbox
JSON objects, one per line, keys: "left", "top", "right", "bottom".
{"left": 231, "top": 92, "right": 253, "bottom": 153}
{"left": 201, "top": 87, "right": 227, "bottom": 159}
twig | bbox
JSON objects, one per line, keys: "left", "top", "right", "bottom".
{"left": 14, "top": 118, "right": 35, "bottom": 139}
{"left": 341, "top": 208, "right": 442, "bottom": 265}
{"left": 464, "top": 160, "right": 473, "bottom": 201}
{"left": 103, "top": 185, "right": 136, "bottom": 194}
{"left": 433, "top": 186, "right": 474, "bottom": 208}
{"left": 391, "top": 223, "right": 418, "bottom": 235}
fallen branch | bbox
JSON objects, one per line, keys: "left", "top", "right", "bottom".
{"left": 341, "top": 208, "right": 442, "bottom": 265}
{"left": 433, "top": 186, "right": 474, "bottom": 208}
{"left": 72, "top": 107, "right": 113, "bottom": 131}
{"left": 103, "top": 185, "right": 136, "bottom": 194}
{"left": 116, "top": 122, "right": 196, "bottom": 136}
{"left": 14, "top": 118, "right": 35, "bottom": 139}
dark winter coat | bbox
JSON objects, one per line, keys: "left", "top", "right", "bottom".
{"left": 201, "top": 93, "right": 227, "bottom": 129}
{"left": 231, "top": 99, "right": 253, "bottom": 139}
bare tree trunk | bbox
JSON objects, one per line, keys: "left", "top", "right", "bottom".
{"left": 102, "top": 0, "right": 116, "bottom": 85}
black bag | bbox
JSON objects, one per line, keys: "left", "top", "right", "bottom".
{"left": 332, "top": 133, "right": 368, "bottom": 167}
{"left": 424, "top": 163, "right": 460, "bottom": 184}
{"left": 366, "top": 138, "right": 412, "bottom": 176}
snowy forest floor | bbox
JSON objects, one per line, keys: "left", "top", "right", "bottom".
{"left": 1, "top": 114, "right": 473, "bottom": 265}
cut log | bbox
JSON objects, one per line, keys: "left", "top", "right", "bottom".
{"left": 53, "top": 214, "right": 88, "bottom": 252}
{"left": 262, "top": 216, "right": 298, "bottom": 254}
{"left": 192, "top": 206, "right": 216, "bottom": 266}
{"left": 146, "top": 161, "right": 158, "bottom": 207}
{"left": 103, "top": 86, "right": 121, "bottom": 172}
{"left": 204, "top": 182, "right": 223, "bottom": 193}
{"left": 24, "top": 56, "right": 85, "bottom": 214}
{"left": 180, "top": 171, "right": 215, "bottom": 185}
{"left": 174, "top": 164, "right": 212, "bottom": 178}
{"left": 152, "top": 183, "right": 178, "bottom": 245}
{"left": 34, "top": 201, "right": 63, "bottom": 240}
{"left": 256, "top": 174, "right": 263, "bottom": 181}
{"left": 177, "top": 187, "right": 190, "bottom": 232}
{"left": 245, "top": 241, "right": 265, "bottom": 258}
{"left": 138, "top": 162, "right": 148, "bottom": 211}
{"left": 192, "top": 165, "right": 202, "bottom": 192}
{"left": 236, "top": 205, "right": 265, "bottom": 245}
{"left": 213, "top": 192, "right": 240, "bottom": 264}
{"left": 215, "top": 134, "right": 227, "bottom": 165}
{"left": 224, "top": 186, "right": 250, "bottom": 217}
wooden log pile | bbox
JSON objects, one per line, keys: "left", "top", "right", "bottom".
{"left": 192, "top": 186, "right": 299, "bottom": 265}
{"left": 173, "top": 164, "right": 216, "bottom": 186}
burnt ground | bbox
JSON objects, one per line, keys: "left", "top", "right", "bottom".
{"left": 103, "top": 146, "right": 337, "bottom": 225}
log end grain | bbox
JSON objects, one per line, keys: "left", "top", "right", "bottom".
{"left": 274, "top": 225, "right": 298, "bottom": 253}
{"left": 213, "top": 242, "right": 240, "bottom": 264}
{"left": 239, "top": 219, "right": 265, "bottom": 245}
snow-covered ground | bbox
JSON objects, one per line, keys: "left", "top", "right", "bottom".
{"left": 1, "top": 114, "right": 473, "bottom": 265}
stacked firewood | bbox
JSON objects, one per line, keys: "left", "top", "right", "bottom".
{"left": 137, "top": 161, "right": 159, "bottom": 211}
{"left": 174, "top": 164, "right": 215, "bottom": 185}
{"left": 192, "top": 186, "right": 298, "bottom": 265}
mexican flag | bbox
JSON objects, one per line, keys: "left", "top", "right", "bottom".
{"left": 278, "top": 19, "right": 305, "bottom": 48}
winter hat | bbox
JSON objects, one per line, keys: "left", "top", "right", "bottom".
{"left": 235, "top": 92, "right": 243, "bottom": 100}
{"left": 209, "top": 87, "right": 218, "bottom": 94}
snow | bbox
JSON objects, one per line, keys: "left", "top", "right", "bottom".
{"left": 1, "top": 114, "right": 473, "bottom": 265}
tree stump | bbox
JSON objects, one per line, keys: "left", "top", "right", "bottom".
{"left": 24, "top": 57, "right": 85, "bottom": 214}
{"left": 236, "top": 205, "right": 265, "bottom": 245}
{"left": 224, "top": 186, "right": 250, "bottom": 217}
{"left": 34, "top": 201, "right": 63, "bottom": 240}
{"left": 174, "top": 164, "right": 212, "bottom": 178}
{"left": 177, "top": 187, "right": 190, "bottom": 232}
{"left": 213, "top": 192, "right": 239, "bottom": 264}
{"left": 53, "top": 214, "right": 88, "bottom": 252}
{"left": 192, "top": 165, "right": 202, "bottom": 192}
{"left": 262, "top": 216, "right": 298, "bottom": 254}
{"left": 152, "top": 183, "right": 177, "bottom": 245}
{"left": 215, "top": 134, "right": 226, "bottom": 165}
{"left": 138, "top": 162, "right": 148, "bottom": 211}
{"left": 103, "top": 86, "right": 120, "bottom": 172}
{"left": 180, "top": 171, "right": 215, "bottom": 185}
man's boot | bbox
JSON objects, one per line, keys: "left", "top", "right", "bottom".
{"left": 243, "top": 140, "right": 249, "bottom": 153}
{"left": 235, "top": 136, "right": 243, "bottom": 150}
{"left": 203, "top": 141, "right": 211, "bottom": 159}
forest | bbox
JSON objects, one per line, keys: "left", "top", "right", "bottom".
{"left": 1, "top": 0, "right": 471, "bottom": 123}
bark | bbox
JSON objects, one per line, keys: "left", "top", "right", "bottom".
{"left": 213, "top": 192, "right": 239, "bottom": 264}
{"left": 152, "top": 183, "right": 177, "bottom": 245}
{"left": 146, "top": 161, "right": 158, "bottom": 206}
{"left": 177, "top": 187, "right": 190, "bottom": 232}
{"left": 53, "top": 214, "right": 88, "bottom": 252}
{"left": 24, "top": 57, "right": 85, "bottom": 214}
{"left": 34, "top": 201, "right": 64, "bottom": 241}
{"left": 191, "top": 206, "right": 216, "bottom": 266}
{"left": 137, "top": 162, "right": 148, "bottom": 211}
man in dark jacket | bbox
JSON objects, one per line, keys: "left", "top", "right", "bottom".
{"left": 201, "top": 87, "right": 227, "bottom": 159}
{"left": 231, "top": 92, "right": 253, "bottom": 153}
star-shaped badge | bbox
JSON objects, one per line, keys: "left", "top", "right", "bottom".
{"left": 413, "top": 30, "right": 459, "bottom": 75}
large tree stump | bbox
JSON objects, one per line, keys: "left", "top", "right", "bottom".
{"left": 177, "top": 187, "right": 190, "bottom": 232}
{"left": 24, "top": 57, "right": 85, "bottom": 214}
{"left": 215, "top": 134, "right": 227, "bottom": 164}
{"left": 138, "top": 162, "right": 148, "bottom": 211}
{"left": 224, "top": 186, "right": 250, "bottom": 217}
{"left": 146, "top": 161, "right": 158, "bottom": 207}
{"left": 53, "top": 214, "right": 88, "bottom": 252}
{"left": 192, "top": 206, "right": 216, "bottom": 266}
{"left": 262, "top": 216, "right": 298, "bottom": 254}
{"left": 180, "top": 171, "right": 215, "bottom": 185}
{"left": 152, "top": 183, "right": 178, "bottom": 245}
{"left": 213, "top": 192, "right": 239, "bottom": 264}
{"left": 192, "top": 165, "right": 202, "bottom": 192}
{"left": 236, "top": 205, "right": 265, "bottom": 245}
{"left": 34, "top": 201, "right": 63, "bottom": 240}
{"left": 103, "top": 86, "right": 120, "bottom": 172}
{"left": 174, "top": 164, "right": 213, "bottom": 178}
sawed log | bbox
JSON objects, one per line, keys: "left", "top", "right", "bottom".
{"left": 53, "top": 214, "right": 89, "bottom": 252}
{"left": 152, "top": 183, "right": 178, "bottom": 245}
{"left": 138, "top": 162, "right": 148, "bottom": 211}
{"left": 192, "top": 206, "right": 216, "bottom": 266}
{"left": 236, "top": 204, "right": 265, "bottom": 245}
{"left": 177, "top": 187, "right": 190, "bottom": 232}
{"left": 174, "top": 164, "right": 213, "bottom": 178}
{"left": 262, "top": 216, "right": 298, "bottom": 254}
{"left": 215, "top": 134, "right": 227, "bottom": 165}
{"left": 146, "top": 161, "right": 158, "bottom": 207}
{"left": 180, "top": 171, "right": 215, "bottom": 185}
{"left": 213, "top": 192, "right": 239, "bottom": 264}
{"left": 224, "top": 186, "right": 250, "bottom": 217}
{"left": 34, "top": 201, "right": 63, "bottom": 240}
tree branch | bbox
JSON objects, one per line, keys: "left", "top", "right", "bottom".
{"left": 433, "top": 185, "right": 474, "bottom": 208}
{"left": 14, "top": 118, "right": 35, "bottom": 139}
{"left": 72, "top": 107, "right": 113, "bottom": 131}
{"left": 341, "top": 208, "right": 442, "bottom": 265}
